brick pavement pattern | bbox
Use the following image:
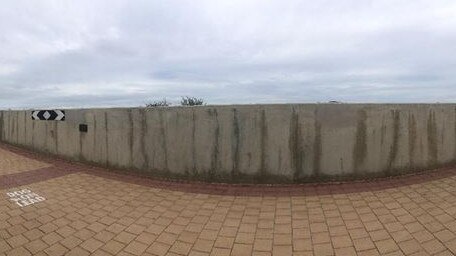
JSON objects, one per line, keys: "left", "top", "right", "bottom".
{"left": 1, "top": 144, "right": 456, "bottom": 255}
{"left": 0, "top": 148, "right": 49, "bottom": 175}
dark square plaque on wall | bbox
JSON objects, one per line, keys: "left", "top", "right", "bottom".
{"left": 79, "top": 124, "right": 88, "bottom": 133}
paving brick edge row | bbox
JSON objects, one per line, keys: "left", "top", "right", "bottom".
{"left": 1, "top": 143, "right": 456, "bottom": 196}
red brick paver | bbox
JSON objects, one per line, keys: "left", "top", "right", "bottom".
{"left": 1, "top": 143, "right": 456, "bottom": 255}
{"left": 0, "top": 148, "right": 50, "bottom": 175}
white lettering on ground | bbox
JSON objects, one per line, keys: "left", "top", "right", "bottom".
{"left": 6, "top": 189, "right": 46, "bottom": 207}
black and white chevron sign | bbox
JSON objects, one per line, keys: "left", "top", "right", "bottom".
{"left": 31, "top": 110, "right": 65, "bottom": 121}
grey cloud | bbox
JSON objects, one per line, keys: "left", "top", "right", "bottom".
{"left": 1, "top": 0, "right": 456, "bottom": 109}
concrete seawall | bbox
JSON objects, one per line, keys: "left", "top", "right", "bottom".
{"left": 1, "top": 104, "right": 455, "bottom": 183}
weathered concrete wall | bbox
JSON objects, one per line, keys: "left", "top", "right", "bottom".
{"left": 1, "top": 104, "right": 455, "bottom": 183}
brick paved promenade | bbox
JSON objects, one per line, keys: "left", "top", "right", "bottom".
{"left": 1, "top": 143, "right": 456, "bottom": 255}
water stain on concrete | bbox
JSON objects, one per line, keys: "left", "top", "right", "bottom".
{"left": 79, "top": 116, "right": 85, "bottom": 161}
{"left": 32, "top": 115, "right": 35, "bottom": 148}
{"left": 9, "top": 114, "right": 13, "bottom": 142}
{"left": 25, "top": 114, "right": 29, "bottom": 146}
{"left": 104, "top": 111, "right": 109, "bottom": 166}
{"left": 260, "top": 108, "right": 267, "bottom": 175}
{"left": 158, "top": 110, "right": 169, "bottom": 171}
{"left": 24, "top": 113, "right": 27, "bottom": 145}
{"left": 15, "top": 114, "right": 19, "bottom": 144}
{"left": 140, "top": 109, "right": 149, "bottom": 170}
{"left": 387, "top": 110, "right": 400, "bottom": 172}
{"left": 313, "top": 120, "right": 322, "bottom": 176}
{"left": 454, "top": 107, "right": 456, "bottom": 159}
{"left": 290, "top": 107, "right": 304, "bottom": 181}
{"left": 79, "top": 134, "right": 84, "bottom": 160}
{"left": 353, "top": 109, "right": 367, "bottom": 174}
{"left": 44, "top": 119, "right": 48, "bottom": 150}
{"left": 191, "top": 110, "right": 197, "bottom": 176}
{"left": 209, "top": 109, "right": 220, "bottom": 179}
{"left": 0, "top": 111, "right": 3, "bottom": 141}
{"left": 128, "top": 109, "right": 134, "bottom": 166}
{"left": 16, "top": 112, "right": 19, "bottom": 144}
{"left": 408, "top": 112, "right": 417, "bottom": 167}
{"left": 380, "top": 115, "right": 386, "bottom": 146}
{"left": 231, "top": 108, "right": 240, "bottom": 178}
{"left": 53, "top": 121, "right": 58, "bottom": 154}
{"left": 427, "top": 110, "right": 438, "bottom": 165}
{"left": 93, "top": 114, "right": 97, "bottom": 160}
{"left": 0, "top": 112, "right": 3, "bottom": 141}
{"left": 278, "top": 148, "right": 283, "bottom": 173}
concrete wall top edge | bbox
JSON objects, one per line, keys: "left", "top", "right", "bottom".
{"left": 2, "top": 103, "right": 456, "bottom": 112}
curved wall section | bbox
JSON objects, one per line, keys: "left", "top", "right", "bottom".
{"left": 1, "top": 104, "right": 456, "bottom": 183}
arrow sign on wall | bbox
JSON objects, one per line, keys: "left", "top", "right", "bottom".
{"left": 31, "top": 110, "right": 65, "bottom": 121}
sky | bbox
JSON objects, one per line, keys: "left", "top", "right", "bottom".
{"left": 1, "top": 0, "right": 456, "bottom": 109}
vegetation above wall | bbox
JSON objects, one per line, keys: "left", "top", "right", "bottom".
{"left": 146, "top": 96, "right": 206, "bottom": 107}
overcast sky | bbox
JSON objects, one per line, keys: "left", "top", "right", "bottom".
{"left": 1, "top": 0, "right": 456, "bottom": 108}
